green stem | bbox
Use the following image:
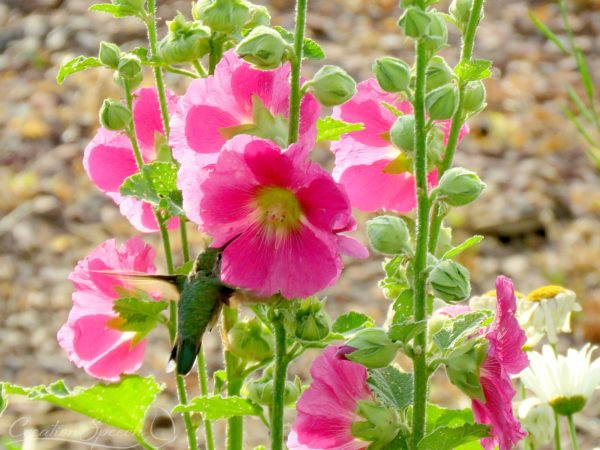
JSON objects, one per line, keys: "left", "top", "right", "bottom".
{"left": 270, "top": 313, "right": 289, "bottom": 450}
{"left": 164, "top": 65, "right": 200, "bottom": 78}
{"left": 197, "top": 349, "right": 215, "bottom": 450}
{"left": 179, "top": 220, "right": 190, "bottom": 263}
{"left": 287, "top": 0, "right": 308, "bottom": 145}
{"left": 123, "top": 80, "right": 145, "bottom": 169}
{"left": 209, "top": 34, "right": 224, "bottom": 75}
{"left": 224, "top": 306, "right": 244, "bottom": 450}
{"left": 410, "top": 29, "right": 431, "bottom": 448}
{"left": 192, "top": 60, "right": 208, "bottom": 78}
{"left": 567, "top": 414, "right": 579, "bottom": 450}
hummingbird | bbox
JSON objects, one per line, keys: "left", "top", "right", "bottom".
{"left": 100, "top": 247, "right": 235, "bottom": 375}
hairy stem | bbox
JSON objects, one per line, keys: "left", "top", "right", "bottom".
{"left": 288, "top": 0, "right": 308, "bottom": 145}
{"left": 224, "top": 306, "right": 244, "bottom": 450}
{"left": 270, "top": 313, "right": 289, "bottom": 450}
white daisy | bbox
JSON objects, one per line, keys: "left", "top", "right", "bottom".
{"left": 517, "top": 397, "right": 555, "bottom": 447}
{"left": 520, "top": 344, "right": 600, "bottom": 415}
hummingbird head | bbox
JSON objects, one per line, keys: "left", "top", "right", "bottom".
{"left": 194, "top": 248, "right": 222, "bottom": 277}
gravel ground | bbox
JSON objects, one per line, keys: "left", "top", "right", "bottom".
{"left": 1, "top": 0, "right": 600, "bottom": 448}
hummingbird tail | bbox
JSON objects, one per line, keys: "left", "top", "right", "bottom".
{"left": 170, "top": 339, "right": 201, "bottom": 376}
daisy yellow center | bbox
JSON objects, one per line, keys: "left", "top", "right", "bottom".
{"left": 527, "top": 285, "right": 566, "bottom": 302}
{"left": 255, "top": 186, "right": 302, "bottom": 232}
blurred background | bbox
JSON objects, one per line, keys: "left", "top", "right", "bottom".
{"left": 1, "top": 0, "right": 600, "bottom": 448}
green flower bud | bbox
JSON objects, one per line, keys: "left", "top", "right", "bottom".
{"left": 99, "top": 41, "right": 121, "bottom": 69}
{"left": 294, "top": 297, "right": 330, "bottom": 342}
{"left": 428, "top": 259, "right": 471, "bottom": 303}
{"left": 372, "top": 56, "right": 410, "bottom": 93}
{"left": 307, "top": 65, "right": 356, "bottom": 107}
{"left": 345, "top": 328, "right": 398, "bottom": 369}
{"left": 113, "top": 70, "right": 143, "bottom": 90}
{"left": 426, "top": 83, "right": 459, "bottom": 120}
{"left": 426, "top": 126, "right": 445, "bottom": 168}
{"left": 117, "top": 54, "right": 142, "bottom": 80}
{"left": 426, "top": 56, "right": 454, "bottom": 91}
{"left": 245, "top": 4, "right": 271, "bottom": 29}
{"left": 397, "top": 7, "right": 432, "bottom": 39}
{"left": 351, "top": 400, "right": 401, "bottom": 447}
{"left": 450, "top": 0, "right": 474, "bottom": 30}
{"left": 390, "top": 114, "right": 415, "bottom": 153}
{"left": 236, "top": 26, "right": 289, "bottom": 70}
{"left": 99, "top": 99, "right": 132, "bottom": 131}
{"left": 463, "top": 80, "right": 487, "bottom": 115}
{"left": 434, "top": 167, "right": 486, "bottom": 206}
{"left": 158, "top": 14, "right": 211, "bottom": 65}
{"left": 193, "top": 0, "right": 251, "bottom": 34}
{"left": 423, "top": 12, "right": 448, "bottom": 56}
{"left": 227, "top": 317, "right": 274, "bottom": 362}
{"left": 244, "top": 378, "right": 300, "bottom": 406}
{"left": 367, "top": 215, "right": 411, "bottom": 256}
{"left": 445, "top": 338, "right": 488, "bottom": 401}
{"left": 427, "top": 314, "right": 446, "bottom": 336}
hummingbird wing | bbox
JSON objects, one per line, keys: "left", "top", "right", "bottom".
{"left": 91, "top": 270, "right": 182, "bottom": 300}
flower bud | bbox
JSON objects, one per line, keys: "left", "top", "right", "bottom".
{"left": 390, "top": 114, "right": 415, "bottom": 153}
{"left": 345, "top": 329, "right": 398, "bottom": 369}
{"left": 450, "top": 0, "right": 474, "bottom": 31}
{"left": 372, "top": 57, "right": 410, "bottom": 93}
{"left": 426, "top": 56, "right": 454, "bottom": 91}
{"left": 428, "top": 259, "right": 471, "bottom": 303}
{"left": 245, "top": 377, "right": 300, "bottom": 406}
{"left": 158, "top": 14, "right": 211, "bottom": 65}
{"left": 351, "top": 400, "right": 401, "bottom": 447}
{"left": 117, "top": 54, "right": 142, "bottom": 80}
{"left": 434, "top": 167, "right": 486, "bottom": 206}
{"left": 294, "top": 297, "right": 330, "bottom": 342}
{"left": 367, "top": 215, "right": 411, "bottom": 256}
{"left": 193, "top": 0, "right": 251, "bottom": 34}
{"left": 397, "top": 7, "right": 432, "bottom": 39}
{"left": 445, "top": 338, "right": 488, "bottom": 401}
{"left": 426, "top": 83, "right": 459, "bottom": 120}
{"left": 307, "top": 65, "right": 356, "bottom": 107}
{"left": 426, "top": 126, "right": 445, "bottom": 168}
{"left": 245, "top": 4, "right": 271, "bottom": 29}
{"left": 236, "top": 26, "right": 289, "bottom": 70}
{"left": 463, "top": 80, "right": 487, "bottom": 115}
{"left": 518, "top": 398, "right": 555, "bottom": 447}
{"left": 227, "top": 317, "right": 274, "bottom": 362}
{"left": 423, "top": 12, "right": 448, "bottom": 56}
{"left": 113, "top": 71, "right": 143, "bottom": 90}
{"left": 99, "top": 41, "right": 121, "bottom": 69}
{"left": 99, "top": 99, "right": 132, "bottom": 131}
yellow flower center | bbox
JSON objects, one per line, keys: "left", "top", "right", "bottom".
{"left": 527, "top": 285, "right": 567, "bottom": 302}
{"left": 255, "top": 186, "right": 302, "bottom": 234}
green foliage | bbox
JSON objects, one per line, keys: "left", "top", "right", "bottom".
{"left": 426, "top": 404, "right": 476, "bottom": 431}
{"left": 367, "top": 366, "right": 413, "bottom": 410}
{"left": 316, "top": 117, "right": 364, "bottom": 143}
{"left": 2, "top": 377, "right": 163, "bottom": 436}
{"left": 388, "top": 320, "right": 426, "bottom": 345}
{"left": 417, "top": 423, "right": 489, "bottom": 450}
{"left": 331, "top": 311, "right": 374, "bottom": 334}
{"left": 272, "top": 26, "right": 325, "bottom": 60}
{"left": 89, "top": 2, "right": 146, "bottom": 19}
{"left": 431, "top": 311, "right": 489, "bottom": 351}
{"left": 111, "top": 295, "right": 168, "bottom": 344}
{"left": 0, "top": 384, "right": 6, "bottom": 416}
{"left": 454, "top": 59, "right": 492, "bottom": 82}
{"left": 173, "top": 396, "right": 262, "bottom": 420}
{"left": 442, "top": 235, "right": 483, "bottom": 260}
{"left": 57, "top": 56, "right": 102, "bottom": 84}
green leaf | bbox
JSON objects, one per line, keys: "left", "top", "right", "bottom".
{"left": 367, "top": 366, "right": 413, "bottom": 410}
{"left": 454, "top": 59, "right": 492, "bottom": 82}
{"left": 388, "top": 320, "right": 426, "bottom": 344}
{"left": 0, "top": 438, "right": 22, "bottom": 450}
{"left": 574, "top": 48, "right": 596, "bottom": 105}
{"left": 529, "top": 12, "right": 569, "bottom": 55}
{"left": 0, "top": 384, "right": 6, "bottom": 416}
{"left": 442, "top": 235, "right": 483, "bottom": 260}
{"left": 2, "top": 376, "right": 163, "bottom": 435}
{"left": 213, "top": 370, "right": 227, "bottom": 394}
{"left": 331, "top": 312, "right": 374, "bottom": 334}
{"left": 111, "top": 296, "right": 168, "bottom": 344}
{"left": 417, "top": 423, "right": 489, "bottom": 450}
{"left": 316, "top": 117, "right": 364, "bottom": 143}
{"left": 432, "top": 311, "right": 488, "bottom": 351}
{"left": 426, "top": 404, "right": 474, "bottom": 432}
{"left": 566, "top": 85, "right": 595, "bottom": 124}
{"left": 380, "top": 432, "right": 410, "bottom": 450}
{"left": 390, "top": 289, "right": 414, "bottom": 324}
{"left": 303, "top": 37, "right": 325, "bottom": 60}
{"left": 173, "top": 396, "right": 261, "bottom": 420}
{"left": 89, "top": 3, "right": 143, "bottom": 18}
{"left": 56, "top": 56, "right": 102, "bottom": 84}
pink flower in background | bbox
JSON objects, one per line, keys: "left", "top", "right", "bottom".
{"left": 84, "top": 88, "right": 179, "bottom": 232}
{"left": 331, "top": 79, "right": 469, "bottom": 213}
{"left": 170, "top": 49, "right": 320, "bottom": 168}
{"left": 194, "top": 135, "right": 367, "bottom": 299}
{"left": 288, "top": 345, "right": 372, "bottom": 450}
{"left": 57, "top": 238, "right": 158, "bottom": 381}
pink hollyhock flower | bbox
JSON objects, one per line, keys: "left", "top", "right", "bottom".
{"left": 170, "top": 49, "right": 320, "bottom": 168}
{"left": 57, "top": 237, "right": 158, "bottom": 381}
{"left": 84, "top": 88, "right": 179, "bottom": 232}
{"left": 436, "top": 276, "right": 528, "bottom": 450}
{"left": 288, "top": 345, "right": 372, "bottom": 450}
{"left": 194, "top": 135, "right": 367, "bottom": 299}
{"left": 331, "top": 79, "right": 469, "bottom": 213}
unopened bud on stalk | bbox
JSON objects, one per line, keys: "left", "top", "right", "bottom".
{"left": 397, "top": 7, "right": 432, "bottom": 39}
{"left": 99, "top": 41, "right": 121, "bottom": 69}
{"left": 117, "top": 54, "right": 142, "bottom": 80}
{"left": 367, "top": 216, "right": 411, "bottom": 256}
{"left": 390, "top": 114, "right": 415, "bottom": 153}
{"left": 158, "top": 14, "right": 211, "bottom": 65}
{"left": 227, "top": 317, "right": 274, "bottom": 362}
{"left": 433, "top": 167, "right": 486, "bottom": 206}
{"left": 245, "top": 4, "right": 271, "bottom": 28}
{"left": 428, "top": 259, "right": 471, "bottom": 303}
{"left": 306, "top": 65, "right": 356, "bottom": 107}
{"left": 450, "top": 0, "right": 476, "bottom": 31}
{"left": 372, "top": 57, "right": 410, "bottom": 93}
{"left": 445, "top": 339, "right": 488, "bottom": 401}
{"left": 193, "top": 0, "right": 251, "bottom": 34}
{"left": 423, "top": 12, "right": 448, "bottom": 57}
{"left": 345, "top": 328, "right": 398, "bottom": 369}
{"left": 426, "top": 56, "right": 454, "bottom": 91}
{"left": 236, "top": 26, "right": 289, "bottom": 70}
{"left": 244, "top": 377, "right": 300, "bottom": 406}
{"left": 99, "top": 99, "right": 132, "bottom": 131}
{"left": 351, "top": 400, "right": 401, "bottom": 447}
{"left": 463, "top": 80, "right": 487, "bottom": 115}
{"left": 294, "top": 297, "right": 330, "bottom": 342}
{"left": 426, "top": 83, "right": 459, "bottom": 120}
